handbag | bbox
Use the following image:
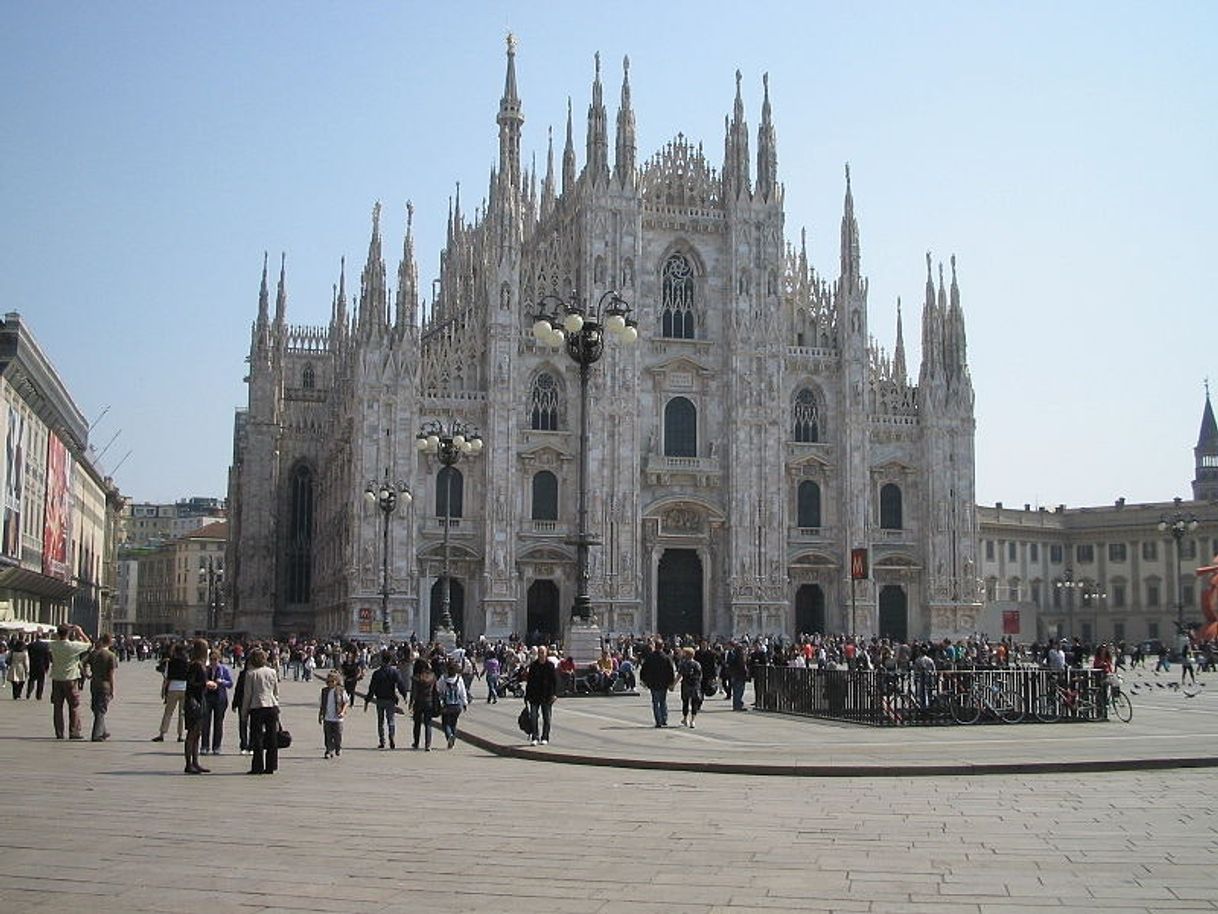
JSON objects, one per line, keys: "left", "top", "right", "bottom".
{"left": 517, "top": 706, "right": 532, "bottom": 735}
{"left": 276, "top": 726, "right": 292, "bottom": 749}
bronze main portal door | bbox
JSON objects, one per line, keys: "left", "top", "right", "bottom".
{"left": 657, "top": 549, "right": 703, "bottom": 637}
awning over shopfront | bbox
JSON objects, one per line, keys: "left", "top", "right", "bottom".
{"left": 0, "top": 566, "right": 77, "bottom": 602}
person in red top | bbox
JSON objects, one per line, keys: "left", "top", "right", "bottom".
{"left": 1092, "top": 644, "right": 1114, "bottom": 674}
{"left": 557, "top": 654, "right": 577, "bottom": 694}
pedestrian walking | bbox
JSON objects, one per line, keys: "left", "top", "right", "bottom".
{"left": 483, "top": 652, "right": 501, "bottom": 703}
{"left": 438, "top": 659, "right": 469, "bottom": 749}
{"left": 26, "top": 632, "right": 50, "bottom": 700}
{"left": 523, "top": 645, "right": 558, "bottom": 746}
{"left": 241, "top": 648, "right": 281, "bottom": 775}
{"left": 363, "top": 650, "right": 409, "bottom": 749}
{"left": 152, "top": 642, "right": 188, "bottom": 742}
{"left": 48, "top": 623, "right": 92, "bottom": 740}
{"left": 85, "top": 633, "right": 117, "bottom": 741}
{"left": 318, "top": 671, "right": 348, "bottom": 759}
{"left": 6, "top": 640, "right": 28, "bottom": 700}
{"left": 676, "top": 647, "right": 704, "bottom": 728}
{"left": 640, "top": 640, "right": 676, "bottom": 728}
{"left": 408, "top": 658, "right": 438, "bottom": 751}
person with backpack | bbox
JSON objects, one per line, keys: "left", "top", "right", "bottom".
{"left": 437, "top": 659, "right": 469, "bottom": 749}
{"left": 640, "top": 639, "right": 676, "bottom": 728}
{"left": 676, "top": 647, "right": 704, "bottom": 728}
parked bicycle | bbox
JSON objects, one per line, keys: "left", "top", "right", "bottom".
{"left": 951, "top": 675, "right": 1025, "bottom": 724}
{"left": 1034, "top": 672, "right": 1132, "bottom": 723}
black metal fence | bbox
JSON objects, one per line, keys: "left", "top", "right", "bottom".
{"left": 753, "top": 666, "right": 1111, "bottom": 726}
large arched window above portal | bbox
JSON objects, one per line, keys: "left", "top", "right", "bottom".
{"left": 531, "top": 471, "right": 558, "bottom": 521}
{"left": 792, "top": 387, "right": 820, "bottom": 443}
{"left": 664, "top": 397, "right": 697, "bottom": 457}
{"left": 660, "top": 253, "right": 696, "bottom": 339}
{"left": 302, "top": 365, "right": 316, "bottom": 390}
{"left": 436, "top": 466, "right": 464, "bottom": 519}
{"left": 529, "top": 371, "right": 561, "bottom": 431}
{"left": 879, "top": 483, "right": 903, "bottom": 530}
{"left": 797, "top": 480, "right": 822, "bottom": 529}
{"left": 286, "top": 463, "right": 313, "bottom": 604}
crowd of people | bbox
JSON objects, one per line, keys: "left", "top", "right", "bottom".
{"left": 3, "top": 625, "right": 1214, "bottom": 775}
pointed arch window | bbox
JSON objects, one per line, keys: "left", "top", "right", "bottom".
{"left": 880, "top": 483, "right": 903, "bottom": 530}
{"left": 531, "top": 471, "right": 558, "bottom": 521}
{"left": 797, "top": 480, "right": 822, "bottom": 529}
{"left": 530, "top": 372, "right": 560, "bottom": 431}
{"left": 436, "top": 466, "right": 464, "bottom": 519}
{"left": 302, "top": 365, "right": 315, "bottom": 390}
{"left": 286, "top": 463, "right": 313, "bottom": 604}
{"left": 664, "top": 397, "right": 697, "bottom": 457}
{"left": 661, "top": 253, "right": 696, "bottom": 339}
{"left": 793, "top": 388, "right": 820, "bottom": 443}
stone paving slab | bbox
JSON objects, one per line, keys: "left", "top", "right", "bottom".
{"left": 1, "top": 663, "right": 1215, "bottom": 914}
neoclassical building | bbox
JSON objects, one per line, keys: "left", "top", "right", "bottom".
{"left": 226, "top": 41, "right": 979, "bottom": 642}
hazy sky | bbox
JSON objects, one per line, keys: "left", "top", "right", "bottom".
{"left": 2, "top": 2, "right": 1214, "bottom": 508}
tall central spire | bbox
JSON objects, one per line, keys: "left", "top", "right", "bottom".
{"left": 496, "top": 33, "right": 524, "bottom": 196}
{"left": 839, "top": 164, "right": 860, "bottom": 284}
{"left": 723, "top": 69, "right": 751, "bottom": 202}
{"left": 756, "top": 73, "right": 778, "bottom": 203}
{"left": 585, "top": 51, "right": 609, "bottom": 185}
{"left": 613, "top": 55, "right": 636, "bottom": 188}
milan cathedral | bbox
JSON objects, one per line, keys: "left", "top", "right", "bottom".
{"left": 226, "top": 39, "right": 979, "bottom": 642}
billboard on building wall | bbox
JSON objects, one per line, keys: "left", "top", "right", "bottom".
{"left": 2, "top": 406, "right": 24, "bottom": 559}
{"left": 42, "top": 432, "right": 72, "bottom": 581}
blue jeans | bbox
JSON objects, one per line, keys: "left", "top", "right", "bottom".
{"left": 201, "top": 696, "right": 226, "bottom": 751}
{"left": 375, "top": 699, "right": 397, "bottom": 744}
{"left": 528, "top": 701, "right": 552, "bottom": 741}
{"left": 731, "top": 677, "right": 747, "bottom": 710}
{"left": 486, "top": 673, "right": 500, "bottom": 702}
{"left": 649, "top": 688, "right": 669, "bottom": 726}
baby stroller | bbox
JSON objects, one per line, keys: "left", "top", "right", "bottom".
{"left": 500, "top": 666, "right": 526, "bottom": 698}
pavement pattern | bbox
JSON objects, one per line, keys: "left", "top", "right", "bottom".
{"left": 1, "top": 663, "right": 1215, "bottom": 914}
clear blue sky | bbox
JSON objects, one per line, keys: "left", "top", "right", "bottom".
{"left": 2, "top": 2, "right": 1214, "bottom": 508}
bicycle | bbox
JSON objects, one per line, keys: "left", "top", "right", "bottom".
{"left": 1034, "top": 673, "right": 1132, "bottom": 723}
{"left": 951, "top": 676, "right": 1024, "bottom": 724}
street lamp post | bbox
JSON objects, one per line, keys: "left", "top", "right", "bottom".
{"left": 1158, "top": 499, "right": 1199, "bottom": 634}
{"left": 1056, "top": 568, "right": 1085, "bottom": 640}
{"left": 529, "top": 290, "right": 637, "bottom": 635}
{"left": 417, "top": 420, "right": 483, "bottom": 645}
{"left": 1080, "top": 580, "right": 1107, "bottom": 645}
{"left": 364, "top": 470, "right": 412, "bottom": 636}
{"left": 199, "top": 557, "right": 224, "bottom": 633}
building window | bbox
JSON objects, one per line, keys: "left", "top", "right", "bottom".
{"left": 1077, "top": 544, "right": 1095, "bottom": 564}
{"left": 1030, "top": 543, "right": 1039, "bottom": 563}
{"left": 792, "top": 388, "right": 820, "bottom": 443}
{"left": 1147, "top": 621, "right": 1159, "bottom": 640}
{"left": 1008, "top": 542, "right": 1017, "bottom": 562}
{"left": 985, "top": 578, "right": 997, "bottom": 602}
{"left": 1113, "top": 621, "right": 1125, "bottom": 642}
{"left": 1108, "top": 543, "right": 1127, "bottom": 562}
{"left": 879, "top": 484, "right": 903, "bottom": 530}
{"left": 1112, "top": 582, "right": 1126, "bottom": 608}
{"left": 664, "top": 397, "right": 697, "bottom": 457}
{"left": 531, "top": 471, "right": 558, "bottom": 521}
{"left": 660, "top": 253, "right": 696, "bottom": 339}
{"left": 1146, "top": 582, "right": 1160, "bottom": 607}
{"left": 1182, "top": 583, "right": 1195, "bottom": 606}
{"left": 985, "top": 540, "right": 995, "bottom": 561}
{"left": 797, "top": 480, "right": 821, "bottom": 529}
{"left": 1031, "top": 580, "right": 1041, "bottom": 606}
{"left": 436, "top": 466, "right": 464, "bottom": 519}
{"left": 1050, "top": 544, "right": 1063, "bottom": 564}
{"left": 1181, "top": 539, "right": 1197, "bottom": 560}
{"left": 302, "top": 365, "right": 315, "bottom": 390}
{"left": 1007, "top": 578, "right": 1019, "bottom": 601}
{"left": 1052, "top": 583, "right": 1062, "bottom": 610}
{"left": 1142, "top": 541, "right": 1158, "bottom": 561}
{"left": 286, "top": 463, "right": 313, "bottom": 604}
{"left": 529, "top": 372, "right": 560, "bottom": 431}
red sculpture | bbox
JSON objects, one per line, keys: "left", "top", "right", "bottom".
{"left": 1195, "top": 556, "right": 1218, "bottom": 642}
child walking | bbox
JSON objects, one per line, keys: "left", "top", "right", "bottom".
{"left": 319, "top": 671, "right": 348, "bottom": 759}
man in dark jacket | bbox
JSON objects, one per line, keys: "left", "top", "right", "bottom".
{"left": 363, "top": 651, "right": 409, "bottom": 749}
{"left": 523, "top": 646, "right": 558, "bottom": 746}
{"left": 26, "top": 633, "right": 51, "bottom": 700}
{"left": 639, "top": 640, "right": 676, "bottom": 727}
{"left": 724, "top": 640, "right": 750, "bottom": 711}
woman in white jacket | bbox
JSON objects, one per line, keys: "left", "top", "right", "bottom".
{"left": 437, "top": 659, "right": 469, "bottom": 749}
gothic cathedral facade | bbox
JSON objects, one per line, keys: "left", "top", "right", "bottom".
{"left": 226, "top": 41, "right": 980, "bottom": 642}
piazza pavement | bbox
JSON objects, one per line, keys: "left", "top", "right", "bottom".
{"left": 0, "top": 662, "right": 1215, "bottom": 913}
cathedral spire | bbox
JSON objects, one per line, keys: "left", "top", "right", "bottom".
{"left": 254, "top": 251, "right": 270, "bottom": 337}
{"left": 723, "top": 69, "right": 751, "bottom": 202}
{"left": 541, "top": 126, "right": 557, "bottom": 219}
{"left": 946, "top": 254, "right": 967, "bottom": 378}
{"left": 585, "top": 51, "right": 609, "bottom": 186}
{"left": 839, "top": 164, "right": 860, "bottom": 284}
{"left": 359, "top": 201, "right": 387, "bottom": 336}
{"left": 395, "top": 201, "right": 418, "bottom": 334}
{"left": 562, "top": 97, "right": 576, "bottom": 196}
{"left": 756, "top": 72, "right": 778, "bottom": 203}
{"left": 336, "top": 256, "right": 348, "bottom": 335}
{"left": 274, "top": 252, "right": 287, "bottom": 330}
{"left": 893, "top": 298, "right": 907, "bottom": 385}
{"left": 613, "top": 54, "right": 636, "bottom": 189}
{"left": 496, "top": 33, "right": 524, "bottom": 197}
{"left": 919, "top": 251, "right": 941, "bottom": 382}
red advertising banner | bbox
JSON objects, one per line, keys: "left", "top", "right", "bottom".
{"left": 2, "top": 405, "right": 24, "bottom": 560}
{"left": 850, "top": 548, "right": 869, "bottom": 580}
{"left": 1002, "top": 609, "right": 1020, "bottom": 635}
{"left": 42, "top": 432, "right": 72, "bottom": 581}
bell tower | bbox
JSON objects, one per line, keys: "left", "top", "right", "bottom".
{"left": 1193, "top": 383, "right": 1218, "bottom": 501}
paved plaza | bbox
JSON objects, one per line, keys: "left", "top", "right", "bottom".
{"left": 1, "top": 664, "right": 1216, "bottom": 913}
